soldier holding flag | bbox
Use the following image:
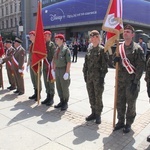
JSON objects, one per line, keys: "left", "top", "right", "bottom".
{"left": 27, "top": 31, "right": 42, "bottom": 101}
{"left": 113, "top": 25, "right": 145, "bottom": 133}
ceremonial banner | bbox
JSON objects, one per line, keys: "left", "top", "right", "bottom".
{"left": 102, "top": 0, "right": 123, "bottom": 51}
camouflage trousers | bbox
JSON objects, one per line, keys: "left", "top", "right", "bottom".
{"left": 86, "top": 77, "right": 104, "bottom": 115}
{"left": 117, "top": 80, "right": 140, "bottom": 125}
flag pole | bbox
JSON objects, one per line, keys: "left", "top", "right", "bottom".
{"left": 0, "top": 64, "right": 4, "bottom": 89}
{"left": 37, "top": 62, "right": 41, "bottom": 105}
{"left": 113, "top": 39, "right": 119, "bottom": 128}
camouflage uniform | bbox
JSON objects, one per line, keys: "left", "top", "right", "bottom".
{"left": 145, "top": 56, "right": 150, "bottom": 98}
{"left": 83, "top": 44, "right": 108, "bottom": 116}
{"left": 117, "top": 41, "right": 145, "bottom": 125}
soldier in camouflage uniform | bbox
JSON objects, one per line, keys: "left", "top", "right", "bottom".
{"left": 83, "top": 30, "right": 108, "bottom": 124}
{"left": 53, "top": 34, "right": 71, "bottom": 111}
{"left": 41, "top": 31, "right": 56, "bottom": 106}
{"left": 113, "top": 25, "right": 145, "bottom": 133}
{"left": 144, "top": 56, "right": 150, "bottom": 142}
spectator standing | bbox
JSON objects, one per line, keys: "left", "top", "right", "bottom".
{"left": 72, "top": 41, "right": 79, "bottom": 62}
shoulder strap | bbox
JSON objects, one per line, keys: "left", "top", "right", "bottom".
{"left": 119, "top": 43, "right": 135, "bottom": 74}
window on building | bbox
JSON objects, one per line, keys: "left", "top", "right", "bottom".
{"left": 2, "top": 8, "right": 4, "bottom": 16}
{"left": 6, "top": 6, "right": 8, "bottom": 15}
{"left": 10, "top": 18, "right": 13, "bottom": 27}
{"left": 2, "top": 21, "right": 4, "bottom": 29}
{"left": 6, "top": 20, "right": 8, "bottom": 28}
{"left": 19, "top": 2, "right": 21, "bottom": 11}
{"left": 10, "top": 4, "right": 13, "bottom": 13}
{"left": 15, "top": 17, "right": 17, "bottom": 26}
{"left": 15, "top": 3, "right": 17, "bottom": 12}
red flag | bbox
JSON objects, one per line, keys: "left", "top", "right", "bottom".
{"left": 102, "top": 0, "right": 123, "bottom": 51}
{"left": 0, "top": 35, "right": 4, "bottom": 57}
{"left": 31, "top": 1, "right": 47, "bottom": 73}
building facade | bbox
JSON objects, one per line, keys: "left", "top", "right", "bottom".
{"left": 0, "top": 0, "right": 22, "bottom": 39}
{"left": 0, "top": 0, "right": 38, "bottom": 49}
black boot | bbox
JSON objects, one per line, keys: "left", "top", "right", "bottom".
{"left": 147, "top": 135, "right": 150, "bottom": 142}
{"left": 41, "top": 94, "right": 50, "bottom": 104}
{"left": 54, "top": 98, "right": 63, "bottom": 108}
{"left": 46, "top": 94, "right": 54, "bottom": 106}
{"left": 95, "top": 115, "right": 101, "bottom": 124}
{"left": 123, "top": 124, "right": 131, "bottom": 133}
{"left": 113, "top": 121, "right": 125, "bottom": 131}
{"left": 29, "top": 89, "right": 37, "bottom": 99}
{"left": 61, "top": 101, "right": 68, "bottom": 111}
{"left": 85, "top": 109, "right": 96, "bottom": 121}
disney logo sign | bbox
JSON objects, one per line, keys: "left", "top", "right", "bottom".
{"left": 49, "top": 8, "right": 65, "bottom": 22}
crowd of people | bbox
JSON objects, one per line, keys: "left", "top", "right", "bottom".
{"left": 0, "top": 24, "right": 149, "bottom": 142}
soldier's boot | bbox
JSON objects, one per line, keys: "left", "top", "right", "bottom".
{"left": 29, "top": 89, "right": 37, "bottom": 99}
{"left": 54, "top": 98, "right": 63, "bottom": 108}
{"left": 95, "top": 115, "right": 101, "bottom": 124}
{"left": 147, "top": 135, "right": 150, "bottom": 142}
{"left": 85, "top": 109, "right": 96, "bottom": 121}
{"left": 113, "top": 120, "right": 125, "bottom": 131}
{"left": 123, "top": 124, "right": 131, "bottom": 133}
{"left": 41, "top": 94, "right": 50, "bottom": 104}
{"left": 61, "top": 99, "right": 68, "bottom": 111}
{"left": 46, "top": 94, "right": 54, "bottom": 106}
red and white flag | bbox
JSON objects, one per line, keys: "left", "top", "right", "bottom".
{"left": 0, "top": 34, "right": 4, "bottom": 57}
{"left": 102, "top": 0, "right": 123, "bottom": 51}
{"left": 31, "top": 1, "right": 47, "bottom": 73}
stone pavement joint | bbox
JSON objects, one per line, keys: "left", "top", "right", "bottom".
{"left": 0, "top": 52, "right": 150, "bottom": 150}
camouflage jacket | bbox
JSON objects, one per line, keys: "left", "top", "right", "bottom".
{"left": 145, "top": 57, "right": 150, "bottom": 83}
{"left": 83, "top": 44, "right": 108, "bottom": 80}
{"left": 117, "top": 41, "right": 145, "bottom": 84}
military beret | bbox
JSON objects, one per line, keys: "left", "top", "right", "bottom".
{"left": 44, "top": 31, "right": 51, "bottom": 35}
{"left": 14, "top": 37, "right": 22, "bottom": 43}
{"left": 90, "top": 30, "right": 100, "bottom": 36}
{"left": 124, "top": 24, "right": 135, "bottom": 32}
{"left": 5, "top": 39, "right": 12, "bottom": 43}
{"left": 55, "top": 34, "right": 65, "bottom": 41}
{"left": 29, "top": 31, "right": 35, "bottom": 36}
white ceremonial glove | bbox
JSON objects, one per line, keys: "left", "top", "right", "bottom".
{"left": 18, "top": 69, "right": 23, "bottom": 73}
{"left": 0, "top": 58, "right": 3, "bottom": 64}
{"left": 26, "top": 65, "right": 29, "bottom": 72}
{"left": 63, "top": 72, "right": 69, "bottom": 80}
{"left": 51, "top": 69, "right": 55, "bottom": 79}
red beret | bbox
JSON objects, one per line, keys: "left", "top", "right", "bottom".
{"left": 55, "top": 34, "right": 65, "bottom": 41}
{"left": 44, "top": 31, "right": 51, "bottom": 35}
{"left": 29, "top": 31, "right": 35, "bottom": 36}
